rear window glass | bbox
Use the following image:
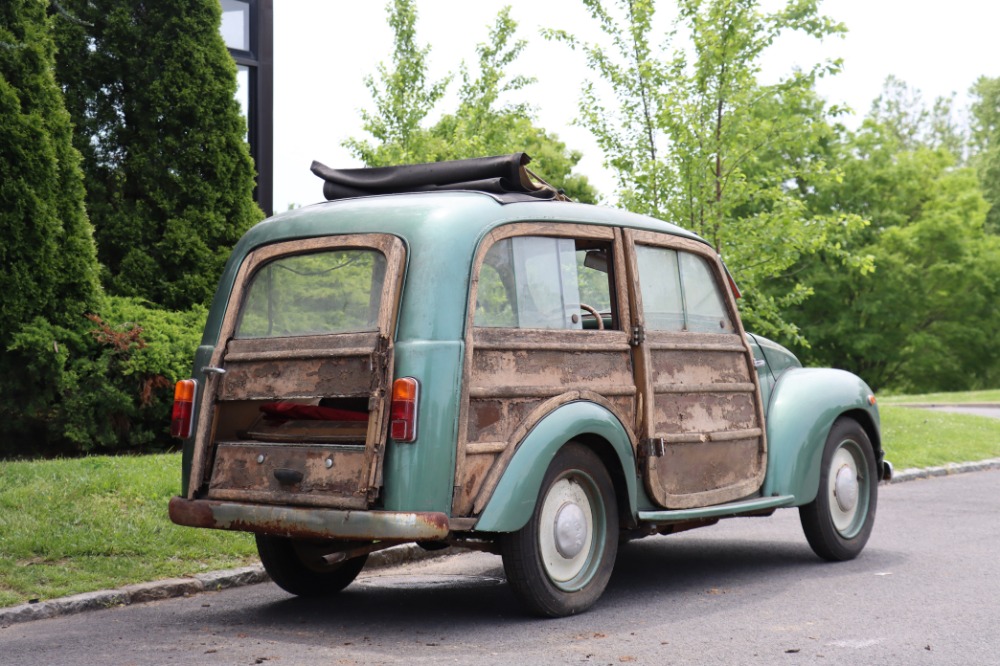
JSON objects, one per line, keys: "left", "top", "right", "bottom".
{"left": 236, "top": 249, "right": 387, "bottom": 338}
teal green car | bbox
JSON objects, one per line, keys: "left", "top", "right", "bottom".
{"left": 169, "top": 154, "right": 890, "bottom": 617}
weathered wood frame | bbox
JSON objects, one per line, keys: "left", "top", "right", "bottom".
{"left": 623, "top": 229, "right": 767, "bottom": 509}
{"left": 187, "top": 234, "right": 406, "bottom": 509}
{"left": 453, "top": 223, "right": 636, "bottom": 516}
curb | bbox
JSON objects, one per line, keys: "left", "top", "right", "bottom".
{"left": 887, "top": 457, "right": 1000, "bottom": 484}
{"left": 0, "top": 543, "right": 457, "bottom": 628}
{"left": 4, "top": 460, "right": 999, "bottom": 628}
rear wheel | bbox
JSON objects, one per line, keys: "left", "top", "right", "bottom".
{"left": 799, "top": 417, "right": 878, "bottom": 561}
{"left": 255, "top": 535, "right": 368, "bottom": 597}
{"left": 501, "top": 443, "right": 619, "bottom": 617}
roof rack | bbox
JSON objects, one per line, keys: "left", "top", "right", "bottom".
{"left": 310, "top": 153, "right": 570, "bottom": 203}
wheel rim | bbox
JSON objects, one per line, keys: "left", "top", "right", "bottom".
{"left": 827, "top": 439, "right": 870, "bottom": 538}
{"left": 537, "top": 471, "right": 605, "bottom": 591}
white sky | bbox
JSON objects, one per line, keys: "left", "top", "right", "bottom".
{"left": 272, "top": 0, "right": 999, "bottom": 211}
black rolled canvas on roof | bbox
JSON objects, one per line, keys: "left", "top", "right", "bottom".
{"left": 310, "top": 153, "right": 562, "bottom": 202}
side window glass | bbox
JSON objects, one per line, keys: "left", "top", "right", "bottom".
{"left": 475, "top": 236, "right": 616, "bottom": 330}
{"left": 679, "top": 253, "right": 734, "bottom": 333}
{"left": 475, "top": 262, "right": 516, "bottom": 327}
{"left": 635, "top": 245, "right": 734, "bottom": 334}
{"left": 635, "top": 245, "right": 684, "bottom": 331}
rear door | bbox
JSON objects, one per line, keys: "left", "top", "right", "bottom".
{"left": 187, "top": 234, "right": 406, "bottom": 509}
{"left": 624, "top": 230, "right": 766, "bottom": 509}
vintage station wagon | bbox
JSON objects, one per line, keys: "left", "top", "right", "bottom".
{"left": 169, "top": 154, "right": 891, "bottom": 616}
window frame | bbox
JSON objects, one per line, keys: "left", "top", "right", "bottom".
{"left": 468, "top": 223, "right": 629, "bottom": 333}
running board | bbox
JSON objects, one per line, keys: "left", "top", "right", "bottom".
{"left": 638, "top": 495, "right": 796, "bottom": 524}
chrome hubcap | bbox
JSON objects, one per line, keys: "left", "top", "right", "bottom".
{"left": 834, "top": 465, "right": 859, "bottom": 512}
{"left": 538, "top": 476, "right": 596, "bottom": 585}
{"left": 827, "top": 441, "right": 868, "bottom": 537}
{"left": 553, "top": 501, "right": 587, "bottom": 559}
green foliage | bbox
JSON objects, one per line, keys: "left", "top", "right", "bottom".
{"left": 52, "top": 0, "right": 263, "bottom": 310}
{"left": 970, "top": 76, "right": 1000, "bottom": 232}
{"left": 345, "top": 2, "right": 598, "bottom": 203}
{"left": 342, "top": 0, "right": 450, "bottom": 167}
{"left": 1, "top": 297, "right": 206, "bottom": 457}
{"left": 785, "top": 80, "right": 1000, "bottom": 392}
{"left": 0, "top": 0, "right": 101, "bottom": 349}
{"left": 549, "top": 0, "right": 871, "bottom": 341}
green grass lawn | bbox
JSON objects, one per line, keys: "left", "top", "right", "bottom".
{"left": 2, "top": 394, "right": 999, "bottom": 609}
{"left": 0, "top": 454, "right": 257, "bottom": 609}
{"left": 880, "top": 405, "right": 1000, "bottom": 468}
{"left": 879, "top": 389, "right": 1000, "bottom": 404}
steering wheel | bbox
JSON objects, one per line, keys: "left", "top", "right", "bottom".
{"left": 579, "top": 303, "right": 604, "bottom": 330}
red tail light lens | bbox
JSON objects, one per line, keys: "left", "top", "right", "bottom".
{"left": 170, "top": 379, "right": 198, "bottom": 439}
{"left": 390, "top": 377, "right": 419, "bottom": 443}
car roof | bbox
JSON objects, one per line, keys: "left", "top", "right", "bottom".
{"left": 242, "top": 190, "right": 709, "bottom": 252}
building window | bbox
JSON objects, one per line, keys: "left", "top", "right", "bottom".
{"left": 221, "top": 0, "right": 272, "bottom": 216}
{"left": 220, "top": 0, "right": 251, "bottom": 51}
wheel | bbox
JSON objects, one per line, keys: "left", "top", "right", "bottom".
{"left": 255, "top": 535, "right": 368, "bottom": 597}
{"left": 799, "top": 417, "right": 878, "bottom": 561}
{"left": 501, "top": 443, "right": 619, "bottom": 617}
{"left": 579, "top": 303, "right": 604, "bottom": 330}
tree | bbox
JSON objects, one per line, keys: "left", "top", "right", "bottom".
{"left": 548, "top": 0, "right": 871, "bottom": 341}
{"left": 342, "top": 0, "right": 450, "bottom": 168}
{"left": 0, "top": 0, "right": 101, "bottom": 344}
{"left": 970, "top": 76, "right": 1000, "bottom": 232}
{"left": 0, "top": 0, "right": 102, "bottom": 452}
{"left": 785, "top": 84, "right": 1000, "bottom": 392}
{"left": 52, "top": 0, "right": 263, "bottom": 310}
{"left": 345, "top": 2, "right": 598, "bottom": 203}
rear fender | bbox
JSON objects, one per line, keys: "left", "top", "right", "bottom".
{"left": 473, "top": 401, "right": 638, "bottom": 533}
{"left": 762, "top": 367, "right": 881, "bottom": 504}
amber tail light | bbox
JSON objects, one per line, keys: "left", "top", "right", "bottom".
{"left": 170, "top": 379, "right": 198, "bottom": 439}
{"left": 390, "top": 377, "right": 419, "bottom": 443}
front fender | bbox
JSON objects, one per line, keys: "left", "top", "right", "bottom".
{"left": 761, "top": 367, "right": 880, "bottom": 504}
{"left": 473, "top": 401, "right": 638, "bottom": 533}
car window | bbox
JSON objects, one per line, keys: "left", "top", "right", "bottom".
{"left": 475, "top": 236, "right": 616, "bottom": 330}
{"left": 235, "top": 249, "right": 387, "bottom": 338}
{"left": 635, "top": 245, "right": 684, "bottom": 331}
{"left": 679, "top": 251, "right": 734, "bottom": 333}
{"left": 635, "top": 245, "right": 734, "bottom": 334}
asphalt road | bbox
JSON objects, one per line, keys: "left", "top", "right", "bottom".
{"left": 2, "top": 470, "right": 999, "bottom": 666}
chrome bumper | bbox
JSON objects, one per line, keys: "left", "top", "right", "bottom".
{"left": 169, "top": 497, "right": 450, "bottom": 541}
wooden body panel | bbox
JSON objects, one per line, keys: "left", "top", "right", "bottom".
{"left": 207, "top": 442, "right": 369, "bottom": 509}
{"left": 219, "top": 333, "right": 380, "bottom": 401}
{"left": 456, "top": 328, "right": 636, "bottom": 515}
{"left": 454, "top": 223, "right": 636, "bottom": 517}
{"left": 188, "top": 235, "right": 405, "bottom": 509}
{"left": 624, "top": 230, "right": 767, "bottom": 509}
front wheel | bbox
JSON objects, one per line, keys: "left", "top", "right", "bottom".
{"left": 255, "top": 535, "right": 368, "bottom": 597}
{"left": 799, "top": 417, "right": 878, "bottom": 561}
{"left": 501, "top": 443, "right": 619, "bottom": 617}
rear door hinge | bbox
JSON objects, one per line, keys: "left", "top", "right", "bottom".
{"left": 638, "top": 437, "right": 665, "bottom": 460}
{"left": 630, "top": 324, "right": 645, "bottom": 347}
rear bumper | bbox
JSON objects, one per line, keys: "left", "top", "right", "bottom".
{"left": 168, "top": 497, "right": 450, "bottom": 541}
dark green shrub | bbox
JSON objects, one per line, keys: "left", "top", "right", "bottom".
{"left": 1, "top": 298, "right": 206, "bottom": 458}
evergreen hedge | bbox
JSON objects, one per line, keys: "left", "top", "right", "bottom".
{"left": 53, "top": 0, "right": 263, "bottom": 311}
